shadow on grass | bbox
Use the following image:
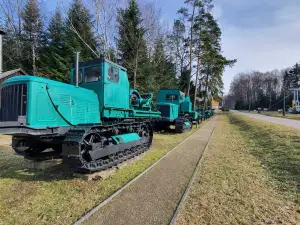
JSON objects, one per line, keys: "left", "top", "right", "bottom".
{"left": 228, "top": 114, "right": 300, "bottom": 202}
{"left": 0, "top": 147, "right": 76, "bottom": 182}
{"left": 0, "top": 122, "right": 203, "bottom": 183}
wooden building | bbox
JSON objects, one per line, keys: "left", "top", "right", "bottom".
{"left": 0, "top": 68, "right": 27, "bottom": 85}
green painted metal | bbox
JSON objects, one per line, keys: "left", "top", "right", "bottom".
{"left": 111, "top": 133, "right": 140, "bottom": 144}
{"left": 2, "top": 76, "right": 100, "bottom": 128}
{"left": 71, "top": 58, "right": 160, "bottom": 119}
{"left": 184, "top": 121, "right": 191, "bottom": 126}
{"left": 156, "top": 89, "right": 199, "bottom": 122}
{"left": 128, "top": 89, "right": 161, "bottom": 118}
{"left": 181, "top": 96, "right": 192, "bottom": 113}
{"left": 1, "top": 58, "right": 160, "bottom": 130}
{"left": 188, "top": 111, "right": 199, "bottom": 120}
{"left": 156, "top": 103, "right": 178, "bottom": 121}
{"left": 157, "top": 89, "right": 185, "bottom": 106}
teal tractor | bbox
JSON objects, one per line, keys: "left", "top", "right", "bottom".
{"left": 197, "top": 109, "right": 206, "bottom": 121}
{"left": 154, "top": 89, "right": 200, "bottom": 133}
{"left": 0, "top": 55, "right": 160, "bottom": 172}
{"left": 205, "top": 109, "right": 214, "bottom": 118}
{"left": 197, "top": 108, "right": 214, "bottom": 120}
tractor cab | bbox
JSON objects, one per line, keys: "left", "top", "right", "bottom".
{"left": 70, "top": 58, "right": 130, "bottom": 118}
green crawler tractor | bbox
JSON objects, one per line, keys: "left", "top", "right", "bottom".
{"left": 154, "top": 89, "right": 200, "bottom": 133}
{"left": 0, "top": 55, "right": 160, "bottom": 172}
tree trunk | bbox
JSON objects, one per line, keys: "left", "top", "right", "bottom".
{"left": 32, "top": 43, "right": 36, "bottom": 75}
{"left": 133, "top": 49, "right": 139, "bottom": 89}
{"left": 187, "top": 1, "right": 196, "bottom": 96}
{"left": 193, "top": 56, "right": 200, "bottom": 110}
{"left": 204, "top": 74, "right": 209, "bottom": 109}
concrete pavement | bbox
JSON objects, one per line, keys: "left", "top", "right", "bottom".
{"left": 233, "top": 111, "right": 300, "bottom": 130}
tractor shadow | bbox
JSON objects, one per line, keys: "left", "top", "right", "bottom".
{"left": 0, "top": 146, "right": 75, "bottom": 181}
{"left": 0, "top": 122, "right": 203, "bottom": 182}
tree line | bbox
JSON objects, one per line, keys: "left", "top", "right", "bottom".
{"left": 0, "top": 0, "right": 235, "bottom": 107}
{"left": 226, "top": 63, "right": 300, "bottom": 111}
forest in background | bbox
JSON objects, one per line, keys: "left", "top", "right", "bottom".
{"left": 225, "top": 63, "right": 300, "bottom": 111}
{"left": 0, "top": 0, "right": 235, "bottom": 108}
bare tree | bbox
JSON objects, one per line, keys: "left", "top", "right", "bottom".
{"left": 140, "top": 1, "right": 165, "bottom": 58}
{"left": 167, "top": 20, "right": 188, "bottom": 76}
{"left": 87, "top": 0, "right": 120, "bottom": 59}
{"left": 0, "top": 0, "right": 25, "bottom": 70}
{"left": 229, "top": 70, "right": 286, "bottom": 110}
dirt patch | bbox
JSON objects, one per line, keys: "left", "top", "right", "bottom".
{"left": 0, "top": 135, "right": 11, "bottom": 146}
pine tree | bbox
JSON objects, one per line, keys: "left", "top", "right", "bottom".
{"left": 191, "top": 0, "right": 213, "bottom": 109}
{"left": 178, "top": 0, "right": 208, "bottom": 96}
{"left": 22, "top": 0, "right": 43, "bottom": 74}
{"left": 65, "top": 0, "right": 98, "bottom": 62}
{"left": 116, "top": 0, "right": 148, "bottom": 89}
{"left": 178, "top": 67, "right": 190, "bottom": 92}
{"left": 199, "top": 12, "right": 236, "bottom": 109}
{"left": 39, "top": 9, "right": 69, "bottom": 82}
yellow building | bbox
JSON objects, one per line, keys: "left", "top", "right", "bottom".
{"left": 211, "top": 98, "right": 221, "bottom": 110}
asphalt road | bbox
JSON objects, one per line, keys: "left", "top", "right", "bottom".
{"left": 80, "top": 117, "right": 218, "bottom": 225}
{"left": 233, "top": 110, "right": 300, "bottom": 130}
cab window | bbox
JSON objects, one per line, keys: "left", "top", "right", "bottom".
{"left": 108, "top": 66, "right": 119, "bottom": 83}
{"left": 84, "top": 66, "right": 101, "bottom": 83}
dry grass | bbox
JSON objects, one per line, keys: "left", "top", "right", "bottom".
{"left": 251, "top": 111, "right": 300, "bottom": 121}
{"left": 177, "top": 114, "right": 300, "bottom": 225}
{"left": 0, "top": 124, "right": 204, "bottom": 225}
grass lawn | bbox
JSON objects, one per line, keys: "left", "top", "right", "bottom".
{"left": 251, "top": 110, "right": 300, "bottom": 120}
{"left": 0, "top": 124, "right": 203, "bottom": 225}
{"left": 177, "top": 114, "right": 300, "bottom": 225}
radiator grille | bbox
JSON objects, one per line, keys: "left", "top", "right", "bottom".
{"left": 157, "top": 105, "right": 170, "bottom": 117}
{"left": 0, "top": 84, "right": 27, "bottom": 122}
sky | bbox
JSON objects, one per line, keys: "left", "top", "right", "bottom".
{"left": 46, "top": 0, "right": 300, "bottom": 93}
{"left": 154, "top": 0, "right": 300, "bottom": 93}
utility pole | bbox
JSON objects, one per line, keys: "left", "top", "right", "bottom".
{"left": 283, "top": 88, "right": 286, "bottom": 116}
{"left": 283, "top": 70, "right": 290, "bottom": 117}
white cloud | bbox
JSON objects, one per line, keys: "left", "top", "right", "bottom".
{"left": 218, "top": 1, "right": 300, "bottom": 93}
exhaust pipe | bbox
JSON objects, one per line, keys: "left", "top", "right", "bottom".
{"left": 0, "top": 29, "right": 6, "bottom": 74}
{"left": 75, "top": 52, "right": 80, "bottom": 87}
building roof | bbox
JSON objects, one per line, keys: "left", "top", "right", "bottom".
{"left": 0, "top": 68, "right": 27, "bottom": 80}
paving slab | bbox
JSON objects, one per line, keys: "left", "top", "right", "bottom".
{"left": 234, "top": 111, "right": 300, "bottom": 130}
{"left": 80, "top": 117, "right": 218, "bottom": 225}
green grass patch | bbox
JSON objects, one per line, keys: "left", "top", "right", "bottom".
{"left": 228, "top": 114, "right": 300, "bottom": 202}
{"left": 0, "top": 125, "right": 203, "bottom": 225}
